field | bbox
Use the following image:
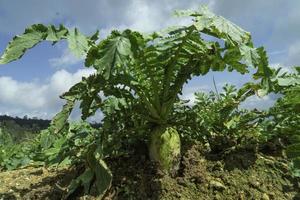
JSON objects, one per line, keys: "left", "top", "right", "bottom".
{"left": 0, "top": 122, "right": 299, "bottom": 199}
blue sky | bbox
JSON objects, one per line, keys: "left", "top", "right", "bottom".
{"left": 0, "top": 0, "right": 299, "bottom": 120}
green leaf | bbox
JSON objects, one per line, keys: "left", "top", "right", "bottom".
{"left": 290, "top": 135, "right": 300, "bottom": 144}
{"left": 0, "top": 24, "right": 93, "bottom": 65}
{"left": 87, "top": 149, "right": 112, "bottom": 197}
{"left": 46, "top": 25, "right": 68, "bottom": 42}
{"left": 80, "top": 168, "right": 94, "bottom": 193}
{"left": 102, "top": 97, "right": 128, "bottom": 115}
{"left": 94, "top": 159, "right": 112, "bottom": 196}
{"left": 44, "top": 147, "right": 60, "bottom": 157}
{"left": 286, "top": 143, "right": 300, "bottom": 159}
{"left": 66, "top": 180, "right": 80, "bottom": 198}
{"left": 49, "top": 100, "right": 75, "bottom": 134}
{"left": 40, "top": 130, "right": 55, "bottom": 149}
{"left": 292, "top": 157, "right": 300, "bottom": 169}
{"left": 85, "top": 31, "right": 132, "bottom": 79}
{"left": 89, "top": 30, "right": 100, "bottom": 42}
{"left": 253, "top": 47, "right": 272, "bottom": 79}
{"left": 0, "top": 24, "right": 48, "bottom": 64}
{"left": 67, "top": 28, "right": 89, "bottom": 57}
{"left": 294, "top": 66, "right": 300, "bottom": 74}
{"left": 239, "top": 45, "right": 260, "bottom": 67}
{"left": 277, "top": 77, "right": 300, "bottom": 86}
{"left": 179, "top": 6, "right": 251, "bottom": 44}
{"left": 66, "top": 168, "right": 94, "bottom": 197}
{"left": 0, "top": 24, "right": 70, "bottom": 64}
{"left": 62, "top": 74, "right": 103, "bottom": 120}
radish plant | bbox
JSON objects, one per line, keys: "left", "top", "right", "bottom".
{"left": 0, "top": 6, "right": 272, "bottom": 196}
{"left": 262, "top": 67, "right": 300, "bottom": 175}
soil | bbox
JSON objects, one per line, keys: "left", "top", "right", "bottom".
{"left": 0, "top": 167, "right": 73, "bottom": 200}
{"left": 1, "top": 142, "right": 300, "bottom": 200}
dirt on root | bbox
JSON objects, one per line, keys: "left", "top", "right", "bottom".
{"left": 1, "top": 143, "right": 300, "bottom": 200}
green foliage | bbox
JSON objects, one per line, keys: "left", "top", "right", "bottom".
{"left": 0, "top": 6, "right": 271, "bottom": 128}
{"left": 0, "top": 121, "right": 112, "bottom": 197}
{"left": 49, "top": 100, "right": 75, "bottom": 134}
{"left": 86, "top": 30, "right": 133, "bottom": 79}
{"left": 0, "top": 5, "right": 277, "bottom": 198}
{"left": 0, "top": 24, "right": 97, "bottom": 64}
{"left": 0, "top": 128, "right": 13, "bottom": 145}
{"left": 0, "top": 24, "right": 67, "bottom": 64}
{"left": 175, "top": 84, "right": 264, "bottom": 153}
{"left": 0, "top": 135, "right": 40, "bottom": 170}
{"left": 67, "top": 28, "right": 89, "bottom": 57}
{"left": 263, "top": 67, "right": 300, "bottom": 176}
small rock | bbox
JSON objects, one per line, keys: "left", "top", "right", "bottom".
{"left": 177, "top": 177, "right": 187, "bottom": 187}
{"left": 261, "top": 193, "right": 270, "bottom": 200}
{"left": 210, "top": 180, "right": 226, "bottom": 191}
{"left": 214, "top": 193, "right": 222, "bottom": 200}
{"left": 250, "top": 180, "right": 260, "bottom": 188}
{"left": 238, "top": 191, "right": 246, "bottom": 200}
{"left": 175, "top": 192, "right": 181, "bottom": 198}
{"left": 269, "top": 193, "right": 275, "bottom": 199}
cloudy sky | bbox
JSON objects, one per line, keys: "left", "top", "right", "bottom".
{"left": 0, "top": 0, "right": 299, "bottom": 120}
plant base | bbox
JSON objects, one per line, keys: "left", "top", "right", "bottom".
{"left": 149, "top": 126, "right": 181, "bottom": 175}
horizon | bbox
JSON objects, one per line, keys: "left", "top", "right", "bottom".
{"left": 0, "top": 0, "right": 299, "bottom": 121}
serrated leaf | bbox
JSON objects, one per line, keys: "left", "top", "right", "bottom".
{"left": 86, "top": 147, "right": 112, "bottom": 197}
{"left": 67, "top": 28, "right": 89, "bottom": 57}
{"left": 89, "top": 30, "right": 100, "bottom": 42}
{"left": 277, "top": 77, "right": 300, "bottom": 86}
{"left": 46, "top": 25, "right": 68, "bottom": 41}
{"left": 86, "top": 31, "right": 132, "bottom": 79}
{"left": 0, "top": 24, "right": 48, "bottom": 64}
{"left": 253, "top": 47, "right": 272, "bottom": 79}
{"left": 190, "top": 6, "right": 251, "bottom": 44}
{"left": 0, "top": 24, "right": 69, "bottom": 64}
{"left": 239, "top": 45, "right": 260, "bottom": 67}
{"left": 49, "top": 100, "right": 75, "bottom": 134}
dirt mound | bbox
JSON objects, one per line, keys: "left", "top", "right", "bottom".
{"left": 0, "top": 143, "right": 300, "bottom": 200}
{"left": 159, "top": 144, "right": 300, "bottom": 200}
{"left": 0, "top": 167, "right": 72, "bottom": 200}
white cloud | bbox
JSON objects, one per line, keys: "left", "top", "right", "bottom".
{"left": 49, "top": 48, "right": 83, "bottom": 69}
{"left": 123, "top": 0, "right": 209, "bottom": 33}
{"left": 0, "top": 77, "right": 47, "bottom": 109}
{"left": 285, "top": 40, "right": 300, "bottom": 66}
{"left": 181, "top": 84, "right": 211, "bottom": 105}
{"left": 239, "top": 93, "right": 278, "bottom": 110}
{"left": 0, "top": 68, "right": 95, "bottom": 119}
{"left": 0, "top": 0, "right": 213, "bottom": 35}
